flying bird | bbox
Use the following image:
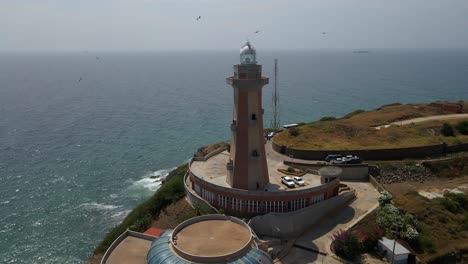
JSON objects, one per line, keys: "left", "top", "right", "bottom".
{"left": 95, "top": 56, "right": 100, "bottom": 60}
{"left": 254, "top": 30, "right": 260, "bottom": 34}
{"left": 196, "top": 16, "right": 201, "bottom": 21}
{"left": 322, "top": 32, "right": 327, "bottom": 35}
{"left": 78, "top": 77, "right": 83, "bottom": 82}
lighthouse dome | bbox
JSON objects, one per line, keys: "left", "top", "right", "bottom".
{"left": 240, "top": 42, "right": 256, "bottom": 65}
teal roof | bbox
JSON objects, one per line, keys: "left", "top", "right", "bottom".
{"left": 146, "top": 230, "right": 271, "bottom": 264}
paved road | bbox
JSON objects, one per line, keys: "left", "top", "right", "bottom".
{"left": 375, "top": 113, "right": 468, "bottom": 129}
{"left": 278, "top": 182, "right": 379, "bottom": 264}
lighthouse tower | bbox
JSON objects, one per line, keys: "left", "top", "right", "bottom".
{"left": 226, "top": 42, "right": 269, "bottom": 190}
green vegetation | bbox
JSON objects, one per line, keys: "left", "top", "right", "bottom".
{"left": 343, "top": 109, "right": 366, "bottom": 119}
{"left": 424, "top": 157, "right": 468, "bottom": 178}
{"left": 320, "top": 116, "right": 336, "bottom": 121}
{"left": 456, "top": 121, "right": 468, "bottom": 135}
{"left": 441, "top": 123, "right": 455, "bottom": 137}
{"left": 387, "top": 187, "right": 468, "bottom": 261}
{"left": 288, "top": 127, "right": 300, "bottom": 137}
{"left": 274, "top": 102, "right": 468, "bottom": 150}
{"left": 94, "top": 164, "right": 188, "bottom": 254}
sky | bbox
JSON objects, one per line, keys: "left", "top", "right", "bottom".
{"left": 1, "top": 0, "right": 468, "bottom": 52}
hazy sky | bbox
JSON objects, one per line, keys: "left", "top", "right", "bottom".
{"left": 2, "top": 0, "right": 468, "bottom": 52}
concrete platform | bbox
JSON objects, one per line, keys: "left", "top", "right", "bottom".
{"left": 190, "top": 150, "right": 322, "bottom": 192}
{"left": 175, "top": 219, "right": 251, "bottom": 256}
{"left": 105, "top": 236, "right": 152, "bottom": 264}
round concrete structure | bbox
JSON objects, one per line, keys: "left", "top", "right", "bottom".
{"left": 171, "top": 215, "right": 253, "bottom": 263}
{"left": 146, "top": 215, "right": 272, "bottom": 264}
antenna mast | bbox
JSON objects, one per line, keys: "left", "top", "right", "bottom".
{"left": 271, "top": 58, "right": 280, "bottom": 130}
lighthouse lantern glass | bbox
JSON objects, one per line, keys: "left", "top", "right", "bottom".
{"left": 240, "top": 42, "right": 256, "bottom": 65}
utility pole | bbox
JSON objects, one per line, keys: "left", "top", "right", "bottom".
{"left": 270, "top": 58, "right": 280, "bottom": 131}
{"left": 391, "top": 223, "right": 402, "bottom": 264}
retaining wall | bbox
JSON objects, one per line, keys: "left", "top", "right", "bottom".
{"left": 184, "top": 172, "right": 219, "bottom": 214}
{"left": 248, "top": 191, "right": 356, "bottom": 239}
{"left": 273, "top": 140, "right": 468, "bottom": 161}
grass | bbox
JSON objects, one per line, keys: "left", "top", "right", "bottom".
{"left": 383, "top": 182, "right": 468, "bottom": 262}
{"left": 274, "top": 102, "right": 468, "bottom": 150}
{"left": 93, "top": 164, "right": 188, "bottom": 254}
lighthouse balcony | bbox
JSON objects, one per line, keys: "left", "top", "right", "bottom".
{"left": 226, "top": 77, "right": 269, "bottom": 87}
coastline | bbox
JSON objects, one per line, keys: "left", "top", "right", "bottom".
{"left": 87, "top": 164, "right": 188, "bottom": 264}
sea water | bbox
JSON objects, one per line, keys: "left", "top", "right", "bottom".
{"left": 0, "top": 50, "right": 467, "bottom": 263}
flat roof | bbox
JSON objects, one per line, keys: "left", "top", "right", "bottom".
{"left": 379, "top": 237, "right": 410, "bottom": 255}
{"left": 174, "top": 219, "right": 251, "bottom": 257}
{"left": 105, "top": 236, "right": 152, "bottom": 264}
{"left": 190, "top": 150, "right": 322, "bottom": 192}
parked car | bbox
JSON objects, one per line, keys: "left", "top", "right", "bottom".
{"left": 325, "top": 154, "right": 342, "bottom": 162}
{"left": 292, "top": 176, "right": 305, "bottom": 186}
{"left": 344, "top": 155, "right": 362, "bottom": 164}
{"left": 330, "top": 157, "right": 346, "bottom": 164}
{"left": 281, "top": 176, "right": 295, "bottom": 188}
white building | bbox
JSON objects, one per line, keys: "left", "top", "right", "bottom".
{"left": 378, "top": 237, "right": 410, "bottom": 264}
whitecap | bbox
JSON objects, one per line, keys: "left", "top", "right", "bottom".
{"left": 132, "top": 177, "right": 162, "bottom": 192}
{"left": 111, "top": 210, "right": 131, "bottom": 221}
{"left": 0, "top": 200, "right": 10, "bottom": 204}
{"left": 80, "top": 202, "right": 122, "bottom": 211}
{"left": 131, "top": 167, "right": 176, "bottom": 192}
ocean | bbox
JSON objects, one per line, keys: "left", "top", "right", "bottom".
{"left": 0, "top": 49, "right": 467, "bottom": 263}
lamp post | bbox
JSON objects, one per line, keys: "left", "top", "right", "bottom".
{"left": 391, "top": 223, "right": 402, "bottom": 264}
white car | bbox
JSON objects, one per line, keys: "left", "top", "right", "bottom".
{"left": 292, "top": 176, "right": 305, "bottom": 186}
{"left": 281, "top": 176, "right": 295, "bottom": 188}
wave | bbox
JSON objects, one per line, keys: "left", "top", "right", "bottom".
{"left": 111, "top": 210, "right": 131, "bottom": 221}
{"left": 79, "top": 202, "right": 122, "bottom": 211}
{"left": 132, "top": 167, "right": 177, "bottom": 192}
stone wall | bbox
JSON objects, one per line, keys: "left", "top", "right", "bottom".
{"left": 248, "top": 191, "right": 356, "bottom": 239}
{"left": 273, "top": 140, "right": 468, "bottom": 161}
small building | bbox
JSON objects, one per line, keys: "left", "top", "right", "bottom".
{"left": 147, "top": 215, "right": 272, "bottom": 264}
{"left": 101, "top": 215, "right": 272, "bottom": 264}
{"left": 378, "top": 237, "right": 410, "bottom": 264}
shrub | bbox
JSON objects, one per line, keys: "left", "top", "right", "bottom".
{"left": 455, "top": 121, "right": 468, "bottom": 135}
{"left": 379, "top": 191, "right": 393, "bottom": 207}
{"left": 440, "top": 197, "right": 461, "bottom": 214}
{"left": 320, "top": 116, "right": 337, "bottom": 121}
{"left": 287, "top": 166, "right": 295, "bottom": 173}
{"left": 343, "top": 109, "right": 366, "bottom": 119}
{"left": 444, "top": 192, "right": 468, "bottom": 211}
{"left": 377, "top": 204, "right": 402, "bottom": 234}
{"left": 463, "top": 214, "right": 468, "bottom": 230}
{"left": 441, "top": 123, "right": 455, "bottom": 137}
{"left": 289, "top": 127, "right": 300, "bottom": 137}
{"left": 402, "top": 225, "right": 419, "bottom": 242}
{"left": 332, "top": 229, "right": 363, "bottom": 260}
{"left": 412, "top": 233, "right": 435, "bottom": 253}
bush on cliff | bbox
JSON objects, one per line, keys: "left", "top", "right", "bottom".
{"left": 289, "top": 127, "right": 300, "bottom": 137}
{"left": 94, "top": 164, "right": 188, "bottom": 254}
{"left": 441, "top": 123, "right": 455, "bottom": 137}
{"left": 320, "top": 116, "right": 337, "bottom": 121}
{"left": 455, "top": 121, "right": 468, "bottom": 135}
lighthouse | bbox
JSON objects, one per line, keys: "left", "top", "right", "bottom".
{"left": 226, "top": 42, "right": 270, "bottom": 190}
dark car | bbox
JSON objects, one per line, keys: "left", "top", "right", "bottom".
{"left": 325, "top": 154, "right": 342, "bottom": 162}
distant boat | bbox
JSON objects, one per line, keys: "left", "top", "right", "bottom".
{"left": 353, "top": 50, "right": 370, "bottom": 54}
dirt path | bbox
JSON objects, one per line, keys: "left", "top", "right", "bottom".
{"left": 375, "top": 113, "right": 468, "bottom": 129}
